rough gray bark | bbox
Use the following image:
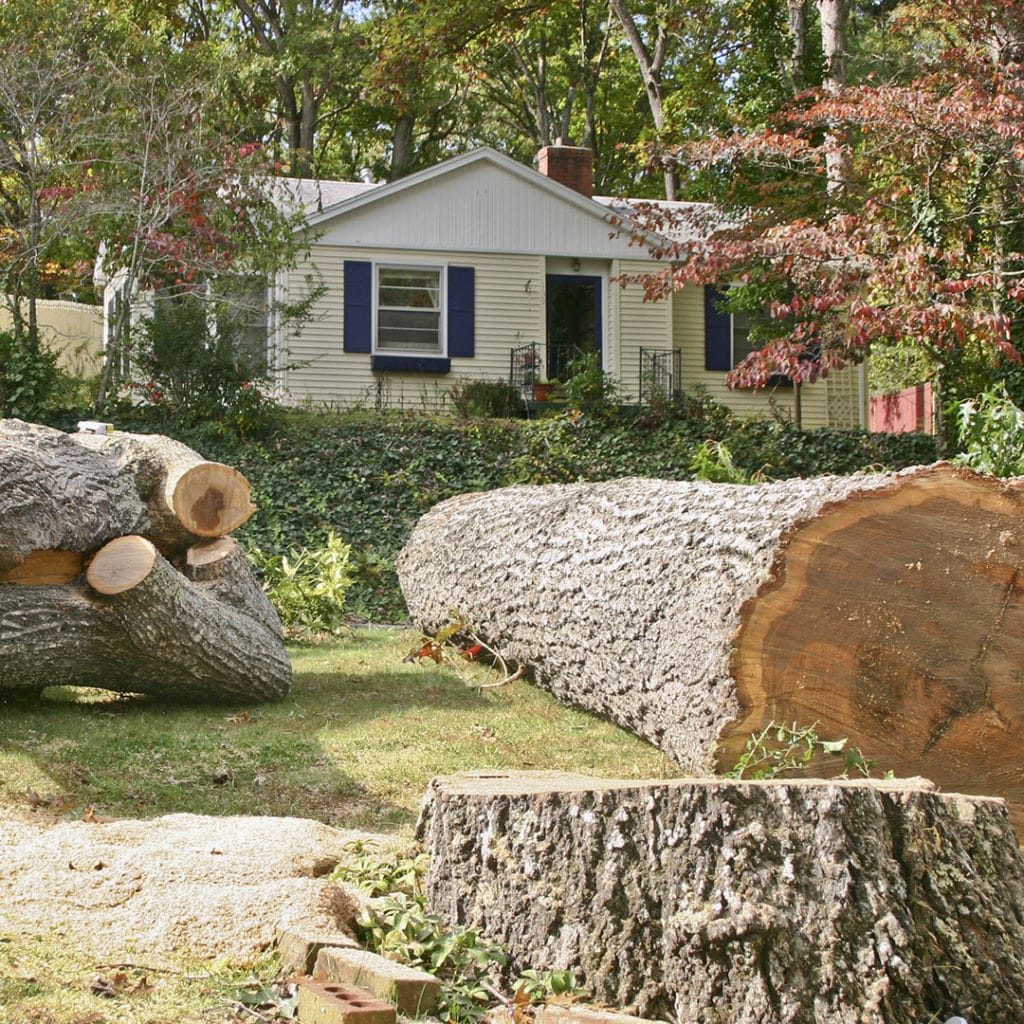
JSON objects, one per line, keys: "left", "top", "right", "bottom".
{"left": 418, "top": 771, "right": 1024, "bottom": 1024}
{"left": 0, "top": 537, "right": 289, "bottom": 701}
{"left": 0, "top": 419, "right": 254, "bottom": 568}
{"left": 0, "top": 421, "right": 287, "bottom": 702}
{"left": 397, "top": 465, "right": 1024, "bottom": 828}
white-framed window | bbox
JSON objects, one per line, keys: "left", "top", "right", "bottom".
{"left": 375, "top": 264, "right": 444, "bottom": 355}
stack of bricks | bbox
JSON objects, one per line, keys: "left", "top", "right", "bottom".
{"left": 277, "top": 925, "right": 440, "bottom": 1024}
{"left": 277, "top": 924, "right": 658, "bottom": 1024}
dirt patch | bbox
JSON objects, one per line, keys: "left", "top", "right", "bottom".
{"left": 0, "top": 810, "right": 402, "bottom": 960}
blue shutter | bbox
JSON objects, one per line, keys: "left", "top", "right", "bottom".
{"left": 704, "top": 286, "right": 732, "bottom": 371}
{"left": 343, "top": 260, "right": 372, "bottom": 353}
{"left": 447, "top": 266, "right": 475, "bottom": 358}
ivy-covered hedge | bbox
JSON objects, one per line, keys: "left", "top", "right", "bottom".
{"left": 73, "top": 407, "right": 937, "bottom": 621}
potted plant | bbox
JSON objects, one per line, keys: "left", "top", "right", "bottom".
{"left": 533, "top": 378, "right": 560, "bottom": 402}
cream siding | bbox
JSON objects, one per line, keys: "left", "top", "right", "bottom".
{"left": 280, "top": 244, "right": 544, "bottom": 409}
{"left": 314, "top": 161, "right": 644, "bottom": 260}
{"left": 613, "top": 259, "right": 671, "bottom": 403}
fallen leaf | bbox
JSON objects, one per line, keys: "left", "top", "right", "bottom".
{"left": 83, "top": 806, "right": 116, "bottom": 824}
{"left": 90, "top": 977, "right": 118, "bottom": 998}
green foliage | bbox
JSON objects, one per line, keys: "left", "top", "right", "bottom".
{"left": 727, "top": 721, "right": 886, "bottom": 780}
{"left": 563, "top": 352, "right": 621, "bottom": 416}
{"left": 515, "top": 969, "right": 589, "bottom": 1003}
{"left": 338, "top": 849, "right": 506, "bottom": 1022}
{"left": 332, "top": 842, "right": 430, "bottom": 899}
{"left": 248, "top": 530, "right": 352, "bottom": 635}
{"left": 335, "top": 845, "right": 588, "bottom": 1022}
{"left": 689, "top": 439, "right": 750, "bottom": 483}
{"left": 360, "top": 892, "right": 506, "bottom": 1022}
{"left": 0, "top": 330, "right": 61, "bottom": 420}
{"left": 447, "top": 378, "right": 525, "bottom": 419}
{"left": 952, "top": 387, "right": 1024, "bottom": 477}
{"left": 119, "top": 292, "right": 277, "bottom": 436}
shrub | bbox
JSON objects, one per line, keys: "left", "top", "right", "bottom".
{"left": 248, "top": 530, "right": 353, "bottom": 634}
{"left": 0, "top": 329, "right": 61, "bottom": 420}
{"left": 119, "top": 292, "right": 278, "bottom": 436}
{"left": 448, "top": 378, "right": 525, "bottom": 418}
{"left": 563, "top": 351, "right": 621, "bottom": 416}
{"left": 953, "top": 387, "right": 1024, "bottom": 477}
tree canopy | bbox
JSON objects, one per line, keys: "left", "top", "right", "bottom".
{"left": 4, "top": 0, "right": 1024, "bottom": 424}
{"left": 629, "top": 0, "right": 1024, "bottom": 411}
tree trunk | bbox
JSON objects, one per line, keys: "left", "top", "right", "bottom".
{"left": 0, "top": 419, "right": 254, "bottom": 569}
{"left": 390, "top": 112, "right": 417, "bottom": 181}
{"left": 1, "top": 535, "right": 289, "bottom": 701}
{"left": 819, "top": 0, "right": 851, "bottom": 191}
{"left": 0, "top": 421, "right": 288, "bottom": 703}
{"left": 786, "top": 0, "right": 808, "bottom": 92}
{"left": 418, "top": 771, "right": 1024, "bottom": 1024}
{"left": 397, "top": 465, "right": 1024, "bottom": 830}
{"left": 607, "top": 0, "right": 677, "bottom": 200}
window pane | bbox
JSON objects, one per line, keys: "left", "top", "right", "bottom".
{"left": 379, "top": 268, "right": 439, "bottom": 310}
{"left": 376, "top": 266, "right": 442, "bottom": 354}
{"left": 377, "top": 308, "right": 441, "bottom": 352}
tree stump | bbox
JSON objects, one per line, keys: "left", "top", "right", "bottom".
{"left": 418, "top": 771, "right": 1024, "bottom": 1024}
{"left": 397, "top": 465, "right": 1024, "bottom": 828}
{"left": 0, "top": 420, "right": 288, "bottom": 702}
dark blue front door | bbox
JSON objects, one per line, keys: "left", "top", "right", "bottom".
{"left": 546, "top": 274, "right": 602, "bottom": 381}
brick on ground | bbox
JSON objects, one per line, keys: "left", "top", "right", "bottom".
{"left": 296, "top": 977, "right": 398, "bottom": 1024}
{"left": 276, "top": 924, "right": 361, "bottom": 974}
{"left": 314, "top": 946, "right": 441, "bottom": 1016}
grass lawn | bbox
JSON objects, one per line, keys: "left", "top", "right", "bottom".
{"left": 0, "top": 627, "right": 677, "bottom": 1023}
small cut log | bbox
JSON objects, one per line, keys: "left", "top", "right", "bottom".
{"left": 397, "top": 464, "right": 1024, "bottom": 828}
{"left": 1, "top": 535, "right": 289, "bottom": 701}
{"left": 418, "top": 771, "right": 1024, "bottom": 1024}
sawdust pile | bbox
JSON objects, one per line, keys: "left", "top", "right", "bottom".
{"left": 0, "top": 812, "right": 401, "bottom": 959}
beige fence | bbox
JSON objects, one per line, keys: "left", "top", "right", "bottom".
{"left": 1, "top": 299, "right": 104, "bottom": 377}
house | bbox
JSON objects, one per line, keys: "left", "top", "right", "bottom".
{"left": 98, "top": 144, "right": 866, "bottom": 427}
{"left": 270, "top": 144, "right": 867, "bottom": 427}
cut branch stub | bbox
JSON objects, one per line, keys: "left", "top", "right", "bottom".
{"left": 170, "top": 462, "right": 255, "bottom": 537}
{"left": 0, "top": 550, "right": 83, "bottom": 585}
{"left": 87, "top": 535, "right": 158, "bottom": 595}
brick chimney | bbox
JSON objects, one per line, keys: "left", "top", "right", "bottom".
{"left": 537, "top": 139, "right": 593, "bottom": 198}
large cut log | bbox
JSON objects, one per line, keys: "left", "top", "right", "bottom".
{"left": 418, "top": 771, "right": 1024, "bottom": 1024}
{"left": 397, "top": 464, "right": 1024, "bottom": 826}
{"left": 0, "top": 535, "right": 289, "bottom": 701}
{"left": 0, "top": 419, "right": 254, "bottom": 569}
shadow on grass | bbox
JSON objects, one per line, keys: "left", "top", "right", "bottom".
{"left": 0, "top": 676, "right": 414, "bottom": 831}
